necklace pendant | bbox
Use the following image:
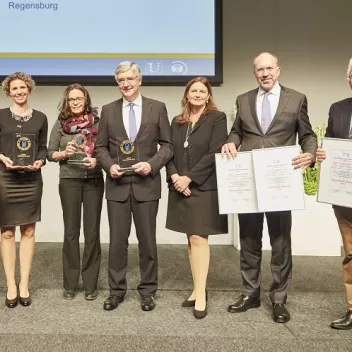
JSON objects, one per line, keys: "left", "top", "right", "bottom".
{"left": 183, "top": 141, "right": 189, "bottom": 148}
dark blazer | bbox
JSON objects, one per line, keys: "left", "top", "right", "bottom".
{"left": 325, "top": 98, "right": 352, "bottom": 139}
{"left": 227, "top": 85, "right": 317, "bottom": 156}
{"left": 166, "top": 110, "right": 228, "bottom": 191}
{"left": 325, "top": 98, "right": 352, "bottom": 215}
{"left": 95, "top": 96, "right": 172, "bottom": 202}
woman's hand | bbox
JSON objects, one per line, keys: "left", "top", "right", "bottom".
{"left": 171, "top": 173, "right": 180, "bottom": 182}
{"left": 0, "top": 154, "right": 13, "bottom": 168}
{"left": 0, "top": 154, "right": 21, "bottom": 170}
{"left": 65, "top": 141, "right": 76, "bottom": 157}
{"left": 22, "top": 160, "right": 44, "bottom": 172}
{"left": 82, "top": 157, "right": 97, "bottom": 169}
{"left": 173, "top": 176, "right": 191, "bottom": 193}
{"left": 181, "top": 187, "right": 191, "bottom": 197}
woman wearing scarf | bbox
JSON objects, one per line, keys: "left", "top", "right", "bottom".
{"left": 47, "top": 84, "right": 104, "bottom": 301}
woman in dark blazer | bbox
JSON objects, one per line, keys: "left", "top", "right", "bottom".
{"left": 0, "top": 72, "right": 48, "bottom": 308}
{"left": 47, "top": 84, "right": 104, "bottom": 301}
{"left": 166, "top": 77, "right": 228, "bottom": 319}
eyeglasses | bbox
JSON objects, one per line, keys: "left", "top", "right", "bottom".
{"left": 255, "top": 67, "right": 275, "bottom": 76}
{"left": 117, "top": 76, "right": 138, "bottom": 86}
{"left": 68, "top": 97, "right": 85, "bottom": 104}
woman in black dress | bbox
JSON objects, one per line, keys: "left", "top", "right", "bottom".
{"left": 0, "top": 72, "right": 48, "bottom": 308}
{"left": 47, "top": 84, "right": 104, "bottom": 301}
{"left": 166, "top": 77, "right": 228, "bottom": 319}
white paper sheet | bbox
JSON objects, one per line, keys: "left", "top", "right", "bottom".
{"left": 215, "top": 152, "right": 258, "bottom": 214}
{"left": 252, "top": 145, "right": 305, "bottom": 212}
{"left": 317, "top": 137, "right": 352, "bottom": 208}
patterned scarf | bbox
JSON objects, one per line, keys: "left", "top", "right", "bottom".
{"left": 63, "top": 114, "right": 97, "bottom": 156}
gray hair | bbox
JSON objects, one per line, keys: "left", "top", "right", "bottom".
{"left": 114, "top": 61, "right": 142, "bottom": 82}
{"left": 347, "top": 58, "right": 352, "bottom": 79}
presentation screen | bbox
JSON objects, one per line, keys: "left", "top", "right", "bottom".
{"left": 0, "top": 0, "right": 222, "bottom": 85}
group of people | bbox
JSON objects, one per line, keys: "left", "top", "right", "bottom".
{"left": 0, "top": 53, "right": 351, "bottom": 329}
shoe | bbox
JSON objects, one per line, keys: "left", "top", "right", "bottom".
{"left": 330, "top": 311, "right": 352, "bottom": 330}
{"left": 63, "top": 290, "right": 77, "bottom": 300}
{"left": 182, "top": 289, "right": 208, "bottom": 308}
{"left": 85, "top": 290, "right": 98, "bottom": 301}
{"left": 273, "top": 303, "right": 290, "bottom": 323}
{"left": 194, "top": 306, "right": 207, "bottom": 319}
{"left": 228, "top": 294, "right": 260, "bottom": 313}
{"left": 19, "top": 293, "right": 31, "bottom": 307}
{"left": 5, "top": 295, "right": 18, "bottom": 308}
{"left": 141, "top": 295, "right": 155, "bottom": 311}
{"left": 103, "top": 295, "right": 124, "bottom": 311}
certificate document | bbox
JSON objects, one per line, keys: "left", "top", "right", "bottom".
{"left": 252, "top": 145, "right": 305, "bottom": 212}
{"left": 317, "top": 137, "right": 352, "bottom": 208}
{"left": 215, "top": 152, "right": 258, "bottom": 214}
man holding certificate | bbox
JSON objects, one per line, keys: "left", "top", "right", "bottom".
{"left": 316, "top": 58, "right": 352, "bottom": 330}
{"left": 222, "top": 52, "right": 317, "bottom": 323}
{"left": 95, "top": 62, "right": 172, "bottom": 312}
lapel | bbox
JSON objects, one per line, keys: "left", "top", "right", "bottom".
{"left": 135, "top": 96, "right": 151, "bottom": 141}
{"left": 189, "top": 112, "right": 208, "bottom": 136}
{"left": 113, "top": 99, "right": 128, "bottom": 139}
{"left": 249, "top": 89, "right": 263, "bottom": 133}
{"left": 266, "top": 85, "right": 290, "bottom": 134}
{"left": 342, "top": 99, "right": 352, "bottom": 138}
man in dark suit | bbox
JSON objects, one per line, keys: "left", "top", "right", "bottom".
{"left": 222, "top": 52, "right": 317, "bottom": 323}
{"left": 95, "top": 61, "right": 172, "bottom": 312}
{"left": 316, "top": 58, "right": 352, "bottom": 330}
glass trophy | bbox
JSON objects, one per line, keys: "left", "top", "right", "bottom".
{"left": 67, "top": 133, "right": 94, "bottom": 165}
{"left": 117, "top": 139, "right": 139, "bottom": 171}
{"left": 13, "top": 133, "right": 35, "bottom": 166}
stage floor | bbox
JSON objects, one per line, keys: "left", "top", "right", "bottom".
{"left": 0, "top": 244, "right": 349, "bottom": 352}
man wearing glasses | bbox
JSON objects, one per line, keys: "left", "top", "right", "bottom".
{"left": 95, "top": 61, "right": 172, "bottom": 312}
{"left": 317, "top": 58, "right": 352, "bottom": 330}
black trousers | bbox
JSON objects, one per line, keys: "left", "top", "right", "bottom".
{"left": 107, "top": 188, "right": 159, "bottom": 298}
{"left": 59, "top": 177, "right": 104, "bottom": 291}
{"left": 238, "top": 211, "right": 292, "bottom": 304}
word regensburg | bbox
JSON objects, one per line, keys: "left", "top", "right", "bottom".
{"left": 8, "top": 2, "right": 59, "bottom": 11}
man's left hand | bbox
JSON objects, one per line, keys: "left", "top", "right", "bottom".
{"left": 292, "top": 152, "right": 314, "bottom": 171}
{"left": 133, "top": 162, "right": 152, "bottom": 176}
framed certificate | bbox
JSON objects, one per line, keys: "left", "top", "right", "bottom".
{"left": 252, "top": 145, "right": 305, "bottom": 212}
{"left": 215, "top": 152, "right": 258, "bottom": 214}
{"left": 317, "top": 137, "right": 352, "bottom": 208}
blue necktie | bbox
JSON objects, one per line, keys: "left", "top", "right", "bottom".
{"left": 129, "top": 103, "right": 137, "bottom": 142}
{"left": 261, "top": 92, "right": 271, "bottom": 134}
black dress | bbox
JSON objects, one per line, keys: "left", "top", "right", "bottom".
{"left": 166, "top": 110, "right": 228, "bottom": 235}
{"left": 0, "top": 108, "right": 48, "bottom": 227}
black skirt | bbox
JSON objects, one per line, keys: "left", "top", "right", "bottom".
{"left": 0, "top": 169, "right": 43, "bottom": 227}
{"left": 166, "top": 187, "right": 228, "bottom": 235}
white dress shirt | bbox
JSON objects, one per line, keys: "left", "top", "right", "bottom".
{"left": 122, "top": 94, "right": 142, "bottom": 139}
{"left": 256, "top": 82, "right": 281, "bottom": 124}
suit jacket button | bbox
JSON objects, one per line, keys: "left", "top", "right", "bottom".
{"left": 190, "top": 158, "right": 193, "bottom": 162}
